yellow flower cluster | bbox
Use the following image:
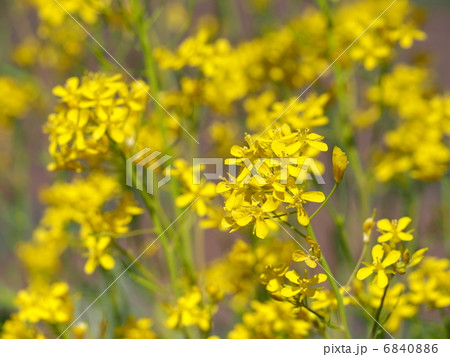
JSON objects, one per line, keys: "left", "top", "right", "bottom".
{"left": 368, "top": 65, "right": 450, "bottom": 181}
{"left": 14, "top": 0, "right": 110, "bottom": 70}
{"left": 173, "top": 160, "right": 217, "bottom": 217}
{"left": 45, "top": 74, "right": 148, "bottom": 171}
{"left": 14, "top": 282, "right": 73, "bottom": 324}
{"left": 166, "top": 287, "right": 215, "bottom": 332}
{"left": 206, "top": 239, "right": 296, "bottom": 310}
{"left": 155, "top": 9, "right": 329, "bottom": 114}
{"left": 354, "top": 255, "right": 450, "bottom": 334}
{"left": 244, "top": 92, "right": 330, "bottom": 133}
{"left": 218, "top": 124, "right": 327, "bottom": 238}
{"left": 335, "top": 0, "right": 425, "bottom": 70}
{"left": 0, "top": 76, "right": 34, "bottom": 127}
{"left": 115, "top": 317, "right": 156, "bottom": 339}
{"left": 228, "top": 300, "right": 310, "bottom": 339}
{"left": 155, "top": 0, "right": 423, "bottom": 119}
{"left": 357, "top": 216, "right": 426, "bottom": 288}
{"left": 18, "top": 173, "right": 142, "bottom": 278}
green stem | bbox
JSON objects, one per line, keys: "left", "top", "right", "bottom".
{"left": 138, "top": 190, "right": 181, "bottom": 296}
{"left": 277, "top": 217, "right": 307, "bottom": 238}
{"left": 306, "top": 224, "right": 351, "bottom": 338}
{"left": 370, "top": 279, "right": 391, "bottom": 338}
{"left": 345, "top": 241, "right": 369, "bottom": 288}
{"left": 110, "top": 239, "right": 166, "bottom": 293}
{"left": 310, "top": 183, "right": 338, "bottom": 220}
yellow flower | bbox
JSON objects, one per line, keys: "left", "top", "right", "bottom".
{"left": 228, "top": 300, "right": 310, "bottom": 338}
{"left": 175, "top": 180, "right": 217, "bottom": 217}
{"left": 284, "top": 189, "right": 325, "bottom": 226}
{"left": 83, "top": 236, "right": 115, "bottom": 274}
{"left": 280, "top": 270, "right": 327, "bottom": 300}
{"left": 115, "top": 317, "right": 156, "bottom": 339}
{"left": 260, "top": 264, "right": 289, "bottom": 293}
{"left": 45, "top": 73, "right": 148, "bottom": 171}
{"left": 222, "top": 198, "right": 279, "bottom": 239}
{"left": 407, "top": 258, "right": 450, "bottom": 309}
{"left": 166, "top": 287, "right": 214, "bottom": 331}
{"left": 15, "top": 282, "right": 73, "bottom": 324}
{"left": 377, "top": 217, "right": 414, "bottom": 243}
{"left": 0, "top": 76, "right": 35, "bottom": 127}
{"left": 292, "top": 237, "right": 321, "bottom": 268}
{"left": 390, "top": 23, "right": 426, "bottom": 49}
{"left": 332, "top": 146, "right": 349, "bottom": 183}
{"left": 357, "top": 244, "right": 401, "bottom": 288}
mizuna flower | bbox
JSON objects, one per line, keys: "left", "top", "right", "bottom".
{"left": 357, "top": 244, "right": 401, "bottom": 288}
{"left": 283, "top": 189, "right": 325, "bottom": 226}
{"left": 377, "top": 217, "right": 414, "bottom": 243}
{"left": 280, "top": 270, "right": 327, "bottom": 300}
{"left": 83, "top": 236, "right": 115, "bottom": 274}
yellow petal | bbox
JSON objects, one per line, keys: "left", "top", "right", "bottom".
{"left": 286, "top": 142, "right": 302, "bottom": 155}
{"left": 84, "top": 258, "right": 97, "bottom": 275}
{"left": 280, "top": 286, "right": 300, "bottom": 298}
{"left": 377, "top": 270, "right": 388, "bottom": 288}
{"left": 382, "top": 250, "right": 401, "bottom": 267}
{"left": 308, "top": 140, "right": 328, "bottom": 152}
{"left": 98, "top": 236, "right": 111, "bottom": 250}
{"left": 230, "top": 145, "right": 243, "bottom": 157}
{"left": 255, "top": 218, "right": 269, "bottom": 238}
{"left": 262, "top": 197, "right": 279, "bottom": 212}
{"left": 397, "top": 217, "right": 412, "bottom": 231}
{"left": 297, "top": 209, "right": 310, "bottom": 226}
{"left": 301, "top": 191, "right": 325, "bottom": 203}
{"left": 356, "top": 267, "right": 373, "bottom": 280}
{"left": 175, "top": 193, "right": 195, "bottom": 208}
{"left": 292, "top": 250, "right": 307, "bottom": 262}
{"left": 377, "top": 219, "right": 392, "bottom": 232}
{"left": 371, "top": 244, "right": 384, "bottom": 262}
{"left": 100, "top": 254, "right": 115, "bottom": 270}
{"left": 266, "top": 279, "right": 280, "bottom": 292}
{"left": 398, "top": 232, "right": 413, "bottom": 241}
{"left": 285, "top": 270, "right": 300, "bottom": 283}
{"left": 235, "top": 215, "right": 252, "bottom": 227}
{"left": 378, "top": 232, "right": 393, "bottom": 242}
{"left": 271, "top": 141, "right": 286, "bottom": 157}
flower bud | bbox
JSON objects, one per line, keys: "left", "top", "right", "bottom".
{"left": 363, "top": 217, "right": 374, "bottom": 243}
{"left": 332, "top": 146, "right": 349, "bottom": 183}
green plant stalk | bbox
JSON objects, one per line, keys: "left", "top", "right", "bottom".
{"left": 310, "top": 183, "right": 355, "bottom": 266}
{"left": 133, "top": 0, "right": 198, "bottom": 284}
{"left": 370, "top": 279, "right": 391, "bottom": 338}
{"left": 138, "top": 189, "right": 181, "bottom": 296}
{"left": 113, "top": 143, "right": 181, "bottom": 296}
{"left": 345, "top": 240, "right": 369, "bottom": 288}
{"left": 306, "top": 223, "right": 351, "bottom": 338}
{"left": 310, "top": 183, "right": 338, "bottom": 220}
{"left": 126, "top": 0, "right": 198, "bottom": 294}
{"left": 111, "top": 239, "right": 166, "bottom": 293}
{"left": 277, "top": 218, "right": 307, "bottom": 238}
{"left": 326, "top": 203, "right": 354, "bottom": 266}
{"left": 317, "top": 0, "right": 370, "bottom": 220}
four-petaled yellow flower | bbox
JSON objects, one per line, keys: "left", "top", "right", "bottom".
{"left": 83, "top": 236, "right": 115, "bottom": 274}
{"left": 357, "top": 245, "right": 401, "bottom": 288}
{"left": 377, "top": 217, "right": 414, "bottom": 243}
{"left": 281, "top": 270, "right": 327, "bottom": 300}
